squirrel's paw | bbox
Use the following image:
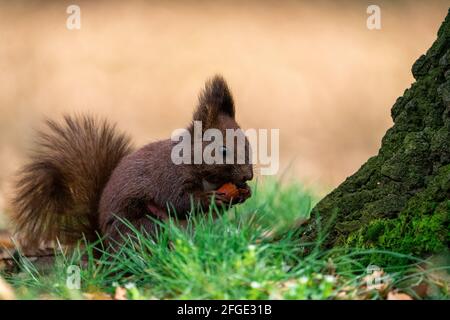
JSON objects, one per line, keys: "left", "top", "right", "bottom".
{"left": 236, "top": 183, "right": 251, "bottom": 204}
{"left": 198, "top": 191, "right": 232, "bottom": 210}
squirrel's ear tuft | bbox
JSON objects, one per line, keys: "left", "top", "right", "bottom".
{"left": 193, "top": 75, "right": 235, "bottom": 125}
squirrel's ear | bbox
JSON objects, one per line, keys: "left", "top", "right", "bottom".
{"left": 193, "top": 75, "right": 235, "bottom": 126}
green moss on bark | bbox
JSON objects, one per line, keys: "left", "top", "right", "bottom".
{"left": 303, "top": 10, "right": 450, "bottom": 260}
{"left": 346, "top": 165, "right": 450, "bottom": 256}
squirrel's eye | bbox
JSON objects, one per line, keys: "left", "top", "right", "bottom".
{"left": 219, "top": 146, "right": 227, "bottom": 157}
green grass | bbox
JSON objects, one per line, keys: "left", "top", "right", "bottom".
{"left": 2, "top": 179, "right": 449, "bottom": 300}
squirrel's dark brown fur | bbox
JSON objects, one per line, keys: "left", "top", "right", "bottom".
{"left": 12, "top": 75, "right": 253, "bottom": 249}
{"left": 12, "top": 115, "right": 133, "bottom": 247}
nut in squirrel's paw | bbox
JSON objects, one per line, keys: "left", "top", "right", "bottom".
{"left": 216, "top": 183, "right": 251, "bottom": 204}
{"left": 216, "top": 183, "right": 240, "bottom": 200}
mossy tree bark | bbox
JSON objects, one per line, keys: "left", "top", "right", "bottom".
{"left": 303, "top": 10, "right": 450, "bottom": 257}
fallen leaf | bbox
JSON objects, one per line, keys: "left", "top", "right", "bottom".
{"left": 412, "top": 282, "right": 429, "bottom": 298}
{"left": 387, "top": 291, "right": 413, "bottom": 300}
{"left": 0, "top": 276, "right": 16, "bottom": 300}
{"left": 83, "top": 291, "right": 112, "bottom": 300}
{"left": 114, "top": 286, "right": 128, "bottom": 300}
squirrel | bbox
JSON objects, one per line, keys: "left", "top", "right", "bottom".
{"left": 11, "top": 75, "right": 253, "bottom": 250}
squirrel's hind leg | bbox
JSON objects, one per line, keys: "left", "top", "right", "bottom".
{"left": 103, "top": 216, "right": 159, "bottom": 252}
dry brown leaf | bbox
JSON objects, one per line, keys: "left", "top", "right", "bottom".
{"left": 412, "top": 282, "right": 429, "bottom": 298}
{"left": 0, "top": 276, "right": 16, "bottom": 300}
{"left": 114, "top": 286, "right": 128, "bottom": 300}
{"left": 83, "top": 291, "right": 112, "bottom": 300}
{"left": 336, "top": 286, "right": 368, "bottom": 300}
{"left": 387, "top": 291, "right": 413, "bottom": 300}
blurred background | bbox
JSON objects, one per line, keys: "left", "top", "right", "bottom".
{"left": 0, "top": 0, "right": 449, "bottom": 225}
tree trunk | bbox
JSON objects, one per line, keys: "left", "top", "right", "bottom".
{"left": 303, "top": 10, "right": 450, "bottom": 258}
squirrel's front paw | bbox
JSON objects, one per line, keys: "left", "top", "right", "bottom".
{"left": 232, "top": 182, "right": 251, "bottom": 204}
{"left": 198, "top": 191, "right": 231, "bottom": 210}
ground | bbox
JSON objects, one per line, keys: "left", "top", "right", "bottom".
{"left": 1, "top": 179, "right": 448, "bottom": 300}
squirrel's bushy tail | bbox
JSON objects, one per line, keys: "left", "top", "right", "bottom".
{"left": 12, "top": 115, "right": 133, "bottom": 248}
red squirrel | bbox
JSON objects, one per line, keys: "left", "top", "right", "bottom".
{"left": 11, "top": 75, "right": 253, "bottom": 249}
